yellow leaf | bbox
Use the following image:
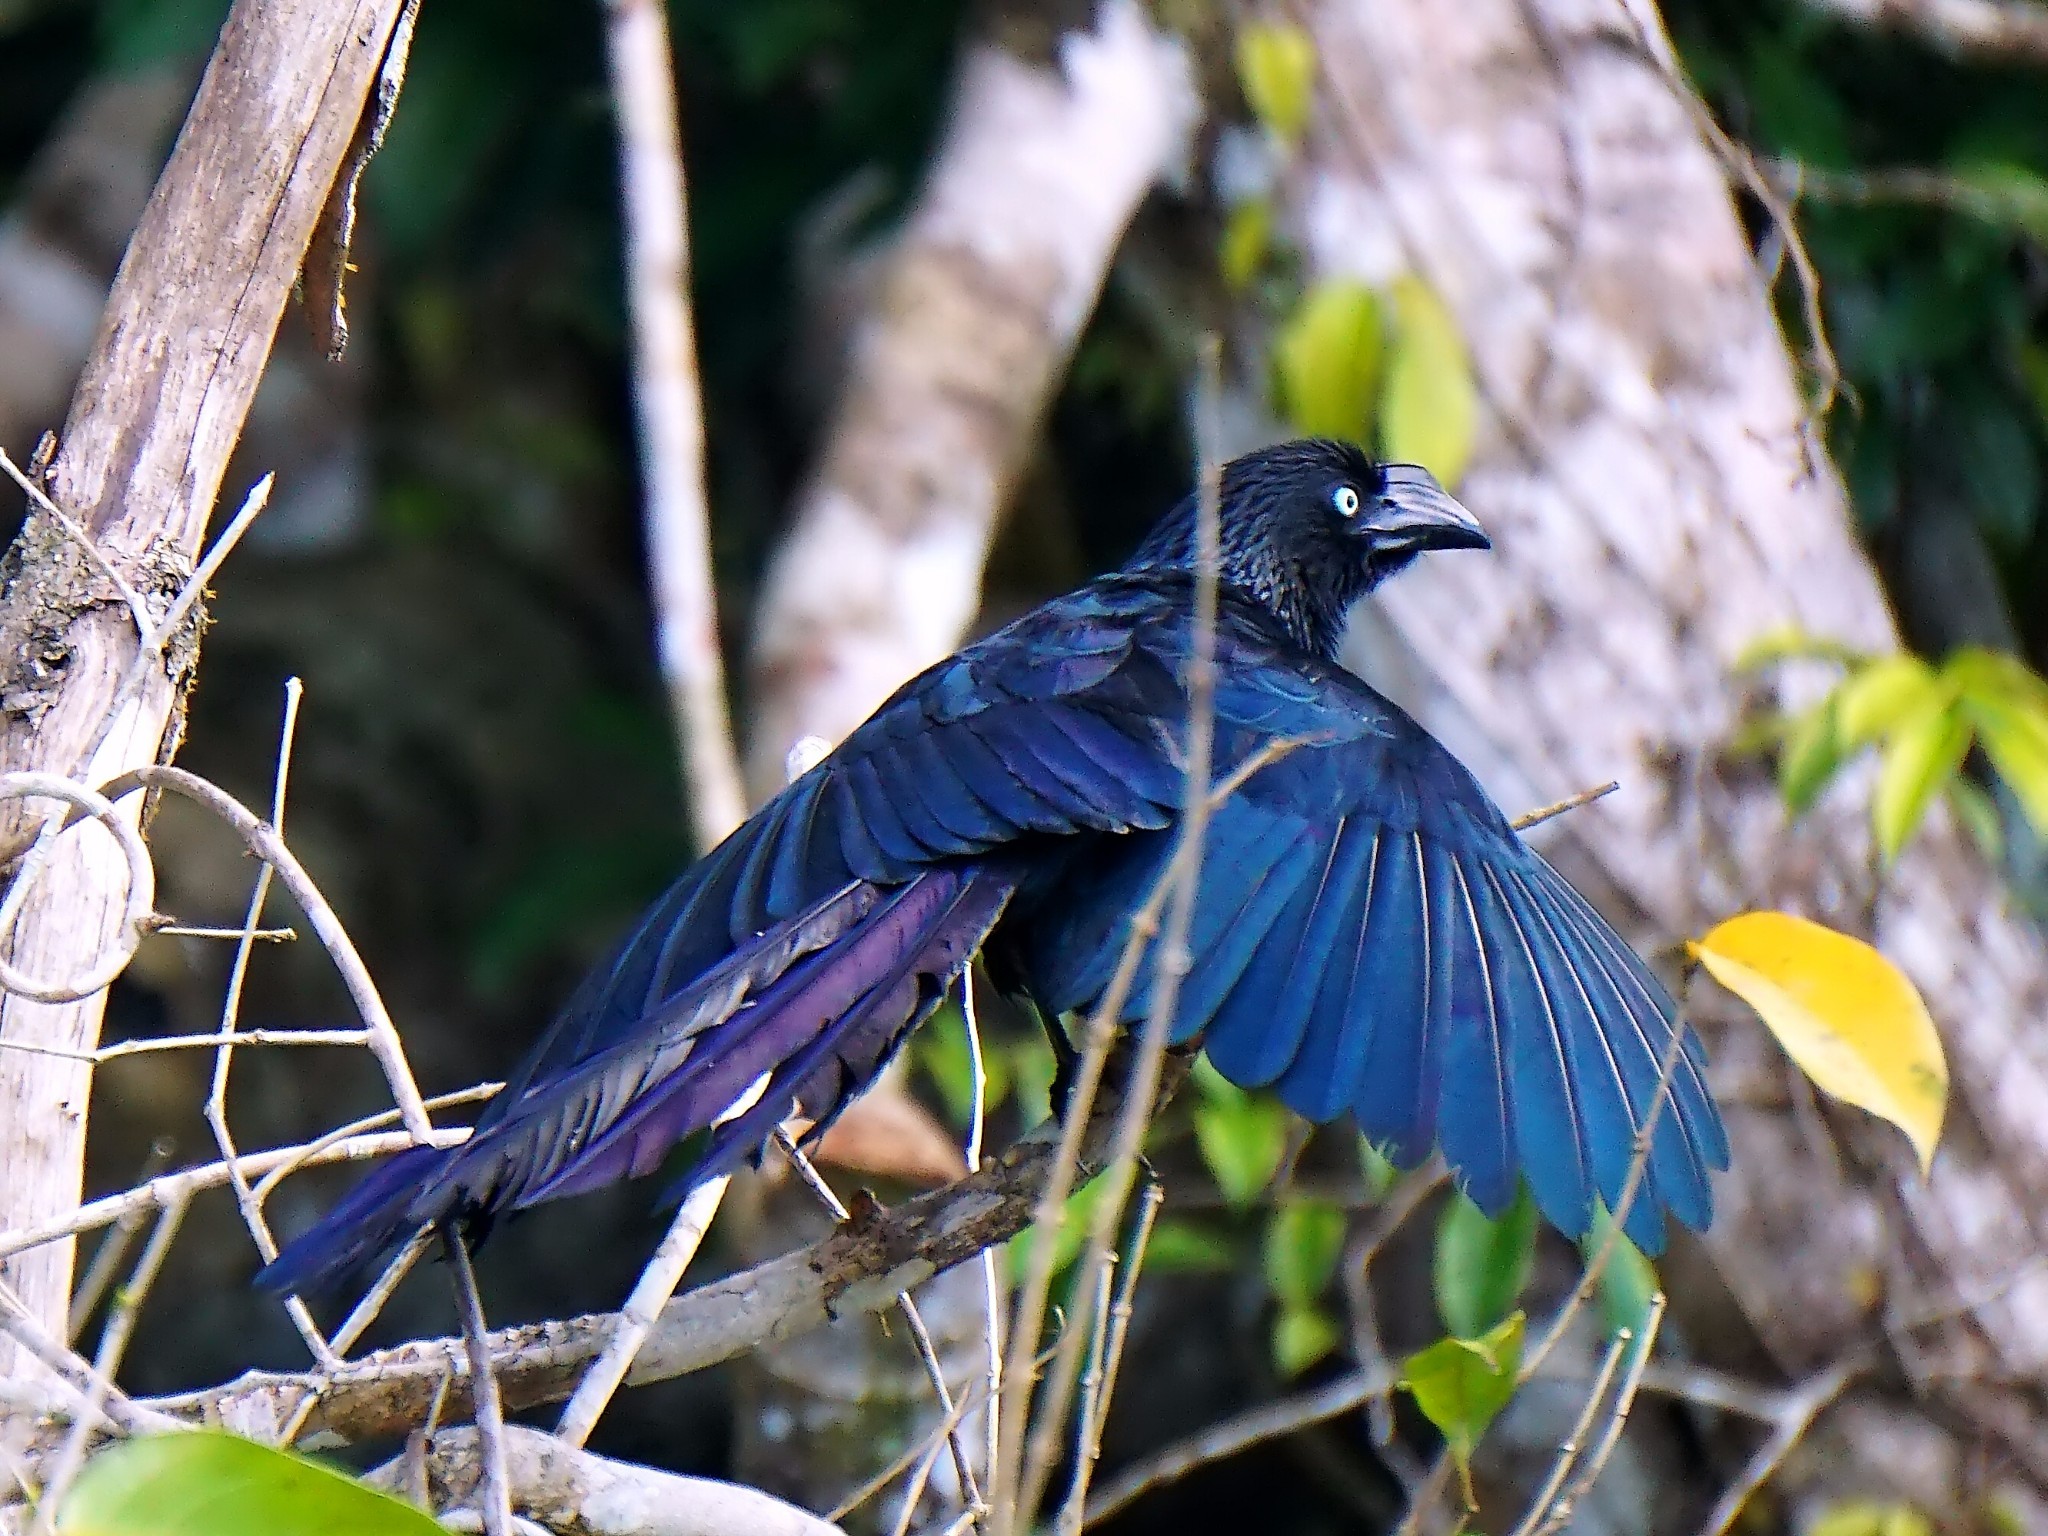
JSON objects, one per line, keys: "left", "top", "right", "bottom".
{"left": 1692, "top": 912, "right": 1947, "bottom": 1173}
{"left": 1380, "top": 276, "right": 1477, "bottom": 485}
{"left": 1234, "top": 21, "right": 1318, "bottom": 147}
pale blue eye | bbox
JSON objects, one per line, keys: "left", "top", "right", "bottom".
{"left": 1333, "top": 485, "right": 1362, "bottom": 518}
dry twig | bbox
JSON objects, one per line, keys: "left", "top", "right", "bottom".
{"left": 998, "top": 339, "right": 1228, "bottom": 1533}
{"left": 1696, "top": 1358, "right": 1861, "bottom": 1536}
{"left": 445, "top": 1236, "right": 514, "bottom": 1536}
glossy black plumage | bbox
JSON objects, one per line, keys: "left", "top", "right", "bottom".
{"left": 258, "top": 440, "right": 1727, "bottom": 1299}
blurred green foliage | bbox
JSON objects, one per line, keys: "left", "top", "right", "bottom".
{"left": 1741, "top": 630, "right": 2048, "bottom": 862}
{"left": 1672, "top": 3, "right": 2048, "bottom": 666}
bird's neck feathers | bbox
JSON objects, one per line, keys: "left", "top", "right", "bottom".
{"left": 1125, "top": 495, "right": 1371, "bottom": 664}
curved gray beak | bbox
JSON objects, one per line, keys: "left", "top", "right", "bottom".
{"left": 1364, "top": 464, "right": 1490, "bottom": 554}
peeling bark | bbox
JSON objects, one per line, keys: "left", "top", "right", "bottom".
{"left": 0, "top": 0, "right": 416, "bottom": 1371}
{"left": 1290, "top": 0, "right": 2048, "bottom": 1478}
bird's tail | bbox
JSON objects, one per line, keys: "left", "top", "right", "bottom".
{"left": 256, "top": 865, "right": 1013, "bottom": 1300}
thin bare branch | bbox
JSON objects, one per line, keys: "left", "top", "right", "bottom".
{"left": 960, "top": 970, "right": 1004, "bottom": 1514}
{"left": 0, "top": 1028, "right": 371, "bottom": 1065}
{"left": 445, "top": 1236, "right": 513, "bottom": 1536}
{"left": 1058, "top": 1176, "right": 1161, "bottom": 1534}
{"left": 398, "top": 1423, "right": 849, "bottom": 1536}
{"left": 770, "top": 1128, "right": 984, "bottom": 1524}
{"left": 602, "top": 0, "right": 746, "bottom": 850}
{"left": 155, "top": 472, "right": 273, "bottom": 644}
{"left": 1083, "top": 1367, "right": 1392, "bottom": 1527}
{"left": 1509, "top": 1296, "right": 1665, "bottom": 1536}
{"left": 1696, "top": 1358, "right": 1860, "bottom": 1536}
{"left": 555, "top": 1174, "right": 731, "bottom": 1450}
{"left": 1510, "top": 782, "right": 1620, "bottom": 833}
{"left": 96, "top": 764, "right": 433, "bottom": 1143}
{"left": 0, "top": 1112, "right": 482, "bottom": 1261}
{"left": 40, "top": 1198, "right": 188, "bottom": 1519}
{"left": 1612, "top": 0, "right": 1842, "bottom": 428}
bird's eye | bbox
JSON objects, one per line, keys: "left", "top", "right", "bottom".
{"left": 1332, "top": 485, "right": 1362, "bottom": 518}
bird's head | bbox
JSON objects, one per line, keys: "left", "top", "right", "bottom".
{"left": 1129, "top": 438, "right": 1490, "bottom": 660}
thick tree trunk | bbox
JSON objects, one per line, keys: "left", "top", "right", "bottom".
{"left": 741, "top": 0, "right": 1193, "bottom": 796}
{"left": 0, "top": 0, "right": 414, "bottom": 1371}
{"left": 1288, "top": 0, "right": 2048, "bottom": 1488}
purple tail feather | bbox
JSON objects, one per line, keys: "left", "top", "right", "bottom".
{"left": 256, "top": 866, "right": 1012, "bottom": 1299}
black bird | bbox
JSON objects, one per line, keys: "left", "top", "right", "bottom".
{"left": 259, "top": 440, "right": 1726, "bottom": 1298}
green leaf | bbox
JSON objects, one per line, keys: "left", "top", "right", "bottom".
{"left": 913, "top": 1003, "right": 1007, "bottom": 1126}
{"left": 1220, "top": 199, "right": 1275, "bottom": 292}
{"left": 1777, "top": 698, "right": 1845, "bottom": 815}
{"left": 1399, "top": 1313, "right": 1526, "bottom": 1477}
{"left": 58, "top": 1431, "right": 443, "bottom": 1536}
{"left": 1873, "top": 703, "right": 1972, "bottom": 861}
{"left": 1692, "top": 912, "right": 1948, "bottom": 1172}
{"left": 1433, "top": 1187, "right": 1536, "bottom": 1340}
{"left": 1583, "top": 1206, "right": 1659, "bottom": 1340}
{"left": 1834, "top": 654, "right": 1940, "bottom": 745}
{"left": 1968, "top": 694, "right": 2048, "bottom": 836}
{"left": 1945, "top": 777, "right": 2004, "bottom": 863}
{"left": 1234, "top": 21, "right": 1317, "bottom": 147}
{"left": 1145, "top": 1219, "right": 1238, "bottom": 1273}
{"left": 1005, "top": 1173, "right": 1110, "bottom": 1287}
{"left": 1946, "top": 646, "right": 2048, "bottom": 716}
{"left": 1951, "top": 161, "right": 2048, "bottom": 244}
{"left": 1193, "top": 1089, "right": 1291, "bottom": 1208}
{"left": 1380, "top": 276, "right": 1478, "bottom": 485}
{"left": 1007, "top": 1037, "right": 1057, "bottom": 1130}
{"left": 1275, "top": 279, "right": 1384, "bottom": 441}
{"left": 1734, "top": 626, "right": 1863, "bottom": 672}
{"left": 1358, "top": 1138, "right": 1398, "bottom": 1198}
{"left": 1264, "top": 1200, "right": 1348, "bottom": 1305}
{"left": 1272, "top": 1302, "right": 1340, "bottom": 1377}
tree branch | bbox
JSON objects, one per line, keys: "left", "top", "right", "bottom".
{"left": 602, "top": 0, "right": 746, "bottom": 852}
{"left": 386, "top": 1424, "right": 846, "bottom": 1536}
{"left": 1807, "top": 0, "right": 2048, "bottom": 64}
{"left": 111, "top": 1072, "right": 1181, "bottom": 1450}
{"left": 0, "top": 0, "right": 419, "bottom": 1369}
